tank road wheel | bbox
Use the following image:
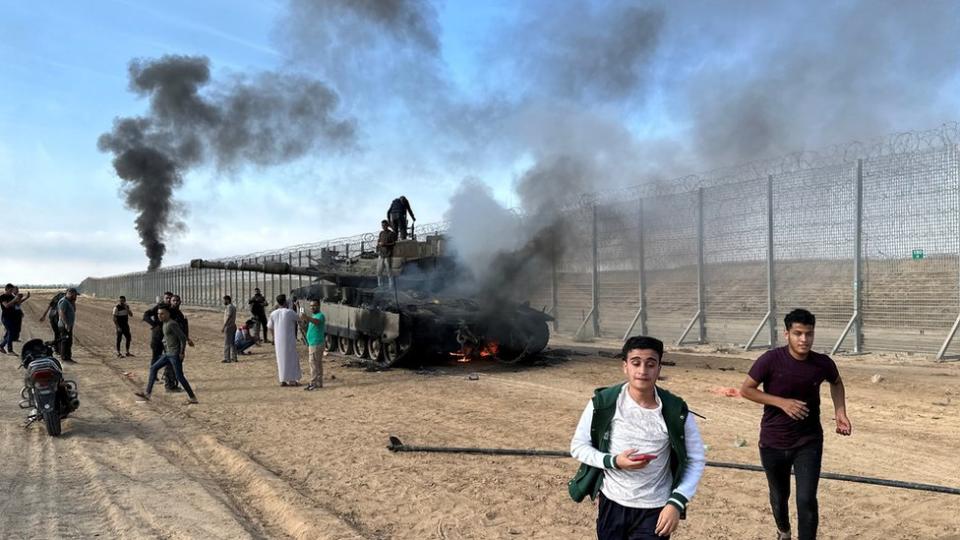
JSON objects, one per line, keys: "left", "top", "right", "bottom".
{"left": 324, "top": 334, "right": 337, "bottom": 353}
{"left": 338, "top": 336, "right": 355, "bottom": 355}
{"left": 353, "top": 336, "right": 370, "bottom": 359}
{"left": 368, "top": 338, "right": 383, "bottom": 362}
{"left": 497, "top": 320, "right": 551, "bottom": 364}
{"left": 380, "top": 334, "right": 412, "bottom": 368}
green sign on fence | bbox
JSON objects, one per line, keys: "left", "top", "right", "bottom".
{"left": 912, "top": 249, "right": 924, "bottom": 260}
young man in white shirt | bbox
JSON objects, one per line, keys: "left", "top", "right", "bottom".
{"left": 570, "top": 336, "right": 706, "bottom": 539}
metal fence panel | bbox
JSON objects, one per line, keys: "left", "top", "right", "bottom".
{"left": 861, "top": 146, "right": 960, "bottom": 353}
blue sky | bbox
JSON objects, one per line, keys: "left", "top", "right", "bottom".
{"left": 2, "top": 1, "right": 957, "bottom": 283}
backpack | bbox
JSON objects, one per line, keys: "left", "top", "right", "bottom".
{"left": 48, "top": 292, "right": 66, "bottom": 318}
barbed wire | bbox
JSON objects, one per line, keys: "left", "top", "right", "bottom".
{"left": 87, "top": 122, "right": 959, "bottom": 280}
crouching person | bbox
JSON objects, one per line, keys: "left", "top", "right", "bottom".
{"left": 569, "top": 336, "right": 706, "bottom": 539}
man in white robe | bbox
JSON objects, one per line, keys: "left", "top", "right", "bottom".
{"left": 267, "top": 294, "right": 301, "bottom": 385}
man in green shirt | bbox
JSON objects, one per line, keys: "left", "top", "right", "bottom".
{"left": 136, "top": 306, "right": 198, "bottom": 404}
{"left": 300, "top": 300, "right": 326, "bottom": 391}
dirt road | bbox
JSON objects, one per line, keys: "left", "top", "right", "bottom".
{"left": 1, "top": 294, "right": 958, "bottom": 539}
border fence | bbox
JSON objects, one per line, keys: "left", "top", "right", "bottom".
{"left": 81, "top": 123, "right": 960, "bottom": 359}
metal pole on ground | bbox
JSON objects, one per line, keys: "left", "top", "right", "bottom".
{"left": 385, "top": 437, "right": 960, "bottom": 496}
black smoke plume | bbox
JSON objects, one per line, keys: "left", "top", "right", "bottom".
{"left": 98, "top": 55, "right": 355, "bottom": 271}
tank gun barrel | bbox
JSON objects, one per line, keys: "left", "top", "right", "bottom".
{"left": 189, "top": 259, "right": 320, "bottom": 276}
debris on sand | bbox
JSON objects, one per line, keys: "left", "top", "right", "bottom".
{"left": 712, "top": 387, "right": 741, "bottom": 398}
{"left": 871, "top": 374, "right": 884, "bottom": 384}
{"left": 467, "top": 373, "right": 480, "bottom": 381}
{"left": 734, "top": 436, "right": 747, "bottom": 448}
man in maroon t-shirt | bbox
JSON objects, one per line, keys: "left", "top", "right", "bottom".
{"left": 741, "top": 308, "right": 851, "bottom": 540}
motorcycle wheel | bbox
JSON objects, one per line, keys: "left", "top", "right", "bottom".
{"left": 43, "top": 410, "right": 62, "bottom": 437}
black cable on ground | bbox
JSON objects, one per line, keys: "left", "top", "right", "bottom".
{"left": 386, "top": 436, "right": 960, "bottom": 496}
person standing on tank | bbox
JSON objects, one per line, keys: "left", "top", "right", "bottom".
{"left": 387, "top": 196, "right": 416, "bottom": 240}
{"left": 376, "top": 219, "right": 397, "bottom": 288}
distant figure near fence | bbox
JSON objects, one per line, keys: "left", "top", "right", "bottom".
{"left": 222, "top": 295, "right": 237, "bottom": 363}
{"left": 249, "top": 288, "right": 268, "bottom": 344}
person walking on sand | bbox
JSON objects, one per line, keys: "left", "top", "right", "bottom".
{"left": 569, "top": 335, "right": 706, "bottom": 540}
{"left": 136, "top": 306, "right": 198, "bottom": 404}
{"left": 740, "top": 309, "right": 852, "bottom": 540}
{"left": 300, "top": 299, "right": 326, "bottom": 391}
{"left": 113, "top": 295, "right": 133, "bottom": 358}
{"left": 267, "top": 294, "right": 301, "bottom": 386}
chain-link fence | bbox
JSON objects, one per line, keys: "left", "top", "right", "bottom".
{"left": 82, "top": 124, "right": 960, "bottom": 358}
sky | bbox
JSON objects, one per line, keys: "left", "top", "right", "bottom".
{"left": 2, "top": 0, "right": 958, "bottom": 283}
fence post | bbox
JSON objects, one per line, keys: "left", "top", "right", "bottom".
{"left": 623, "top": 197, "right": 647, "bottom": 340}
{"left": 551, "top": 240, "right": 559, "bottom": 332}
{"left": 854, "top": 159, "right": 863, "bottom": 352}
{"left": 767, "top": 174, "right": 778, "bottom": 347}
{"left": 298, "top": 250, "right": 304, "bottom": 291}
{"left": 592, "top": 203, "right": 600, "bottom": 337}
{"left": 697, "top": 187, "right": 706, "bottom": 343}
{"left": 832, "top": 159, "right": 864, "bottom": 355}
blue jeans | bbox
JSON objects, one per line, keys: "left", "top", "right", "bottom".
{"left": 1, "top": 319, "right": 13, "bottom": 351}
{"left": 760, "top": 439, "right": 823, "bottom": 540}
{"left": 146, "top": 354, "right": 196, "bottom": 399}
{"left": 235, "top": 338, "right": 256, "bottom": 354}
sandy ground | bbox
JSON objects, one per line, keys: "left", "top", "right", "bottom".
{"left": 1, "top": 293, "right": 959, "bottom": 540}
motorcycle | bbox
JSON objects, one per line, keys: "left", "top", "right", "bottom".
{"left": 19, "top": 338, "right": 79, "bottom": 436}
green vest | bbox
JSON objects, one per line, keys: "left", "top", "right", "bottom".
{"left": 568, "top": 384, "right": 691, "bottom": 512}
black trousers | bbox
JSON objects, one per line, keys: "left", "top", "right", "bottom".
{"left": 760, "top": 439, "right": 824, "bottom": 540}
{"left": 116, "top": 320, "right": 131, "bottom": 352}
{"left": 49, "top": 317, "right": 61, "bottom": 346}
{"left": 254, "top": 313, "right": 268, "bottom": 341}
{"left": 59, "top": 331, "right": 73, "bottom": 362}
{"left": 597, "top": 493, "right": 669, "bottom": 540}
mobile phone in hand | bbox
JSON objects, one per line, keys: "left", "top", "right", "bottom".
{"left": 629, "top": 453, "right": 657, "bottom": 461}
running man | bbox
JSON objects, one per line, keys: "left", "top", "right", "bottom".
{"left": 740, "top": 308, "right": 852, "bottom": 540}
{"left": 570, "top": 336, "right": 706, "bottom": 539}
{"left": 136, "top": 306, "right": 198, "bottom": 404}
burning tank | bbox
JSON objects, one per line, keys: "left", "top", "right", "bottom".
{"left": 190, "top": 235, "right": 552, "bottom": 368}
